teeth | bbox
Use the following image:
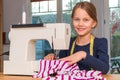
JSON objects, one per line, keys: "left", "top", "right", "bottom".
{"left": 78, "top": 28, "right": 84, "bottom": 30}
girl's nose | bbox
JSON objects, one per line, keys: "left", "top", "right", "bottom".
{"left": 78, "top": 20, "right": 83, "bottom": 26}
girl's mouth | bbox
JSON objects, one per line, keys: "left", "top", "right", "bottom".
{"left": 77, "top": 28, "right": 85, "bottom": 31}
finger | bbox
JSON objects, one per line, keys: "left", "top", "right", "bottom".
{"left": 50, "top": 55, "right": 54, "bottom": 60}
{"left": 49, "top": 55, "right": 55, "bottom": 60}
{"left": 59, "top": 57, "right": 71, "bottom": 62}
{"left": 44, "top": 55, "right": 51, "bottom": 60}
{"left": 48, "top": 55, "right": 52, "bottom": 60}
{"left": 67, "top": 61, "right": 74, "bottom": 65}
{"left": 44, "top": 56, "right": 48, "bottom": 60}
{"left": 52, "top": 55, "right": 55, "bottom": 60}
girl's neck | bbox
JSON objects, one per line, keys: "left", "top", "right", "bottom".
{"left": 76, "top": 34, "right": 91, "bottom": 46}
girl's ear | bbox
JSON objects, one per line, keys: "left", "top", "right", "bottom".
{"left": 92, "top": 21, "right": 97, "bottom": 28}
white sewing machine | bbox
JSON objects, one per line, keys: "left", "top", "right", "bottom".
{"left": 4, "top": 23, "right": 71, "bottom": 75}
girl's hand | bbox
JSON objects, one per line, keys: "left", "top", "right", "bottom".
{"left": 59, "top": 51, "right": 86, "bottom": 65}
{"left": 44, "top": 53, "right": 55, "bottom": 60}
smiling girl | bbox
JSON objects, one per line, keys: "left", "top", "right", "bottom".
{"left": 44, "top": 1, "right": 109, "bottom": 74}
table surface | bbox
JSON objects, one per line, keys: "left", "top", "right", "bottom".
{"left": 0, "top": 73, "right": 120, "bottom": 80}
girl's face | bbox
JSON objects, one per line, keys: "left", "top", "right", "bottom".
{"left": 72, "top": 8, "right": 96, "bottom": 37}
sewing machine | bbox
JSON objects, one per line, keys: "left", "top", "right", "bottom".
{"left": 4, "top": 23, "right": 71, "bottom": 75}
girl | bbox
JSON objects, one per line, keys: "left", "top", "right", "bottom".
{"left": 44, "top": 1, "right": 109, "bottom": 74}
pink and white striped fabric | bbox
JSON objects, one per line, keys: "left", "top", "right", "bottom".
{"left": 32, "top": 59, "right": 106, "bottom": 80}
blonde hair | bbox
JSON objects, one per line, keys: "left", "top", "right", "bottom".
{"left": 71, "top": 1, "right": 97, "bottom": 24}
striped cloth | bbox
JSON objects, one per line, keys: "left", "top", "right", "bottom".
{"left": 32, "top": 59, "right": 106, "bottom": 80}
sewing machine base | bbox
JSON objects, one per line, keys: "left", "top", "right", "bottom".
{"left": 4, "top": 61, "right": 39, "bottom": 75}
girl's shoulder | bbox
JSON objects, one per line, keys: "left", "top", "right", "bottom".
{"left": 94, "top": 37, "right": 107, "bottom": 42}
{"left": 94, "top": 37, "right": 108, "bottom": 45}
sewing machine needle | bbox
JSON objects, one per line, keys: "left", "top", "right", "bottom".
{"left": 52, "top": 36, "right": 54, "bottom": 53}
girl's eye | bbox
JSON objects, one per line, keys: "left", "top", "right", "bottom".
{"left": 83, "top": 19, "right": 89, "bottom": 22}
{"left": 73, "top": 18, "right": 80, "bottom": 22}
